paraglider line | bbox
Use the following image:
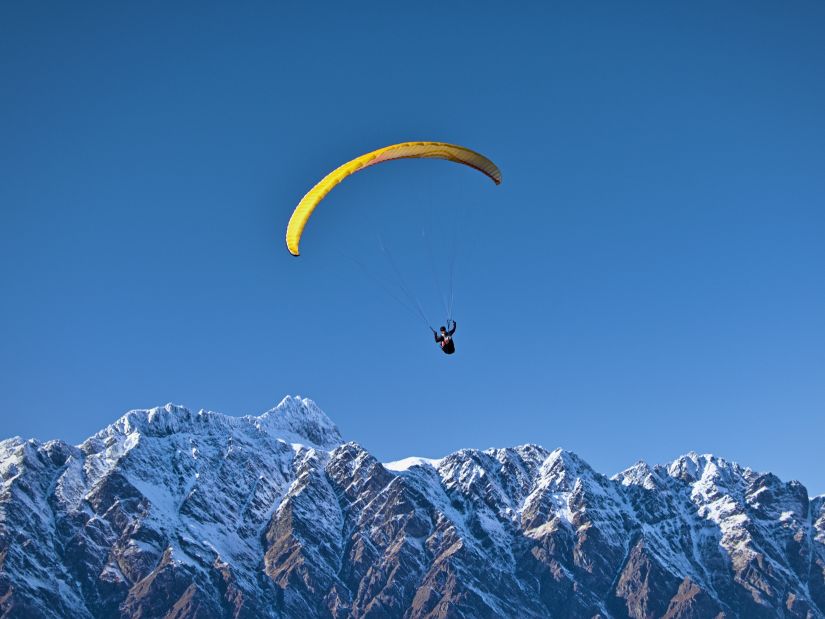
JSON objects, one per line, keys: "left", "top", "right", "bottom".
{"left": 422, "top": 226, "right": 450, "bottom": 320}
{"left": 339, "top": 250, "right": 430, "bottom": 328}
{"left": 378, "top": 233, "right": 432, "bottom": 328}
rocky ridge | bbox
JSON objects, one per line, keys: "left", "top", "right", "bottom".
{"left": 1, "top": 396, "right": 823, "bottom": 618}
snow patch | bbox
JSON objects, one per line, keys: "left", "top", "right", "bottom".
{"left": 384, "top": 456, "right": 443, "bottom": 471}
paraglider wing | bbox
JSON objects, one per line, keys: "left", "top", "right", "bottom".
{"left": 285, "top": 141, "right": 501, "bottom": 256}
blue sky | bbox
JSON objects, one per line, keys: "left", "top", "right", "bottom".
{"left": 2, "top": 2, "right": 824, "bottom": 492}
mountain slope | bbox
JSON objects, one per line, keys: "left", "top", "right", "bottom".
{"left": 1, "top": 397, "right": 822, "bottom": 618}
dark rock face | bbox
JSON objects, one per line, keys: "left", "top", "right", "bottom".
{"left": 0, "top": 397, "right": 823, "bottom": 618}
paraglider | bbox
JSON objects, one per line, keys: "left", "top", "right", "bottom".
{"left": 433, "top": 320, "right": 457, "bottom": 354}
{"left": 285, "top": 141, "right": 501, "bottom": 256}
{"left": 286, "top": 141, "right": 499, "bottom": 354}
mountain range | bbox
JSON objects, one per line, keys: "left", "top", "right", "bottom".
{"left": 1, "top": 396, "right": 823, "bottom": 618}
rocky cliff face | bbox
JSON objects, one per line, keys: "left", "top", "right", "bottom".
{"left": 1, "top": 397, "right": 823, "bottom": 618}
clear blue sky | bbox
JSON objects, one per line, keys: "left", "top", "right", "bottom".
{"left": 2, "top": 2, "right": 824, "bottom": 492}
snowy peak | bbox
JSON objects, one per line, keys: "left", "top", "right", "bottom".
{"left": 665, "top": 450, "right": 746, "bottom": 486}
{"left": 613, "top": 460, "right": 660, "bottom": 489}
{"left": 255, "top": 395, "right": 342, "bottom": 450}
{"left": 80, "top": 396, "right": 342, "bottom": 456}
{"left": 536, "top": 447, "right": 597, "bottom": 491}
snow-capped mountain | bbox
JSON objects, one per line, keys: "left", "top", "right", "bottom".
{"left": 1, "top": 397, "right": 823, "bottom": 618}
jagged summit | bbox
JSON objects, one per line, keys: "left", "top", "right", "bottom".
{"left": 81, "top": 395, "right": 342, "bottom": 453}
{"left": 1, "top": 397, "right": 823, "bottom": 619}
{"left": 254, "top": 395, "right": 342, "bottom": 450}
{"left": 666, "top": 450, "right": 739, "bottom": 483}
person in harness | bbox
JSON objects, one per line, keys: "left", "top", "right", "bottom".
{"left": 432, "top": 320, "right": 457, "bottom": 355}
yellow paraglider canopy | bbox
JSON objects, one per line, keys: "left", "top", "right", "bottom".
{"left": 286, "top": 141, "right": 501, "bottom": 256}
